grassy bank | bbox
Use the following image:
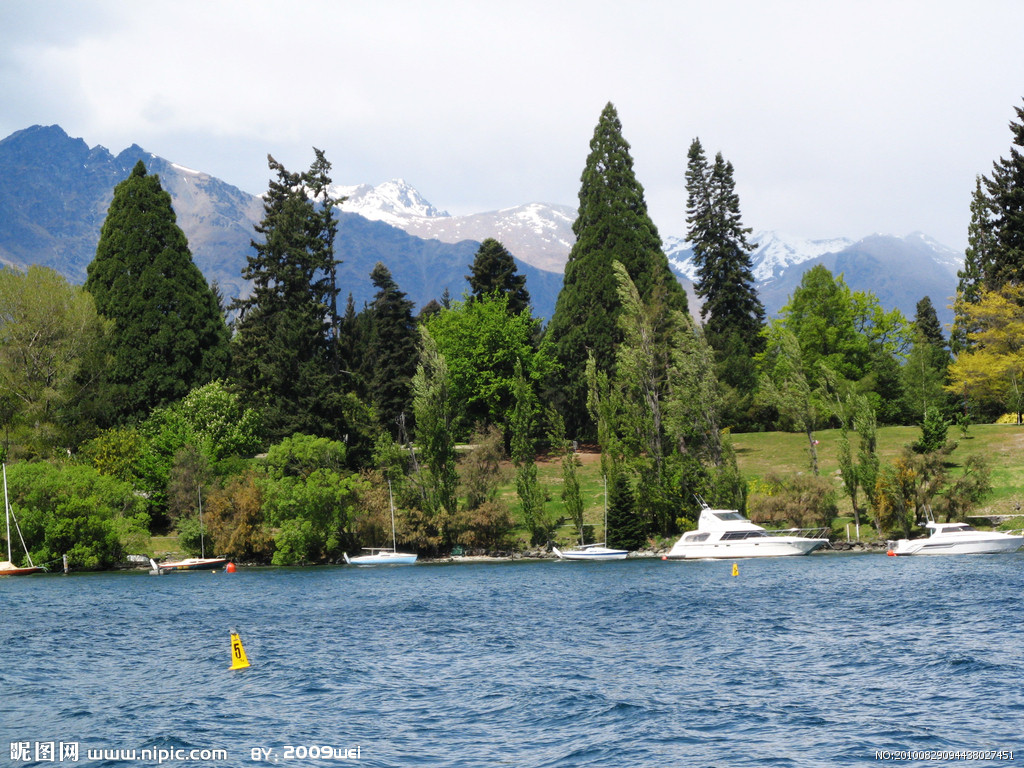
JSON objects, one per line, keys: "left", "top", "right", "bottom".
{"left": 511, "top": 423, "right": 1024, "bottom": 546}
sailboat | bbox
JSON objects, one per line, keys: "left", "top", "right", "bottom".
{"left": 150, "top": 486, "right": 227, "bottom": 573}
{"left": 553, "top": 475, "right": 628, "bottom": 561}
{"left": 1, "top": 464, "right": 44, "bottom": 575}
{"left": 344, "top": 480, "right": 417, "bottom": 566}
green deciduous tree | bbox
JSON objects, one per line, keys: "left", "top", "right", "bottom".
{"left": 0, "top": 266, "right": 110, "bottom": 458}
{"left": 86, "top": 161, "right": 230, "bottom": 425}
{"left": 547, "top": 102, "right": 687, "bottom": 437}
{"left": 426, "top": 293, "right": 555, "bottom": 434}
{"left": 947, "top": 284, "right": 1024, "bottom": 422}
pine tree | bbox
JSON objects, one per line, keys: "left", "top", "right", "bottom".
{"left": 547, "top": 102, "right": 687, "bottom": 437}
{"left": 230, "top": 154, "right": 344, "bottom": 440}
{"left": 86, "top": 161, "right": 229, "bottom": 424}
{"left": 985, "top": 99, "right": 1024, "bottom": 287}
{"left": 953, "top": 177, "right": 998, "bottom": 354}
{"left": 366, "top": 263, "right": 419, "bottom": 433}
{"left": 466, "top": 238, "right": 531, "bottom": 315}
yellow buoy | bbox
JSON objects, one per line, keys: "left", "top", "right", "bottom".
{"left": 731, "top": 563, "right": 739, "bottom": 577}
{"left": 229, "top": 631, "right": 250, "bottom": 670}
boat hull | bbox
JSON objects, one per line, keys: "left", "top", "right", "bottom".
{"left": 667, "top": 537, "right": 826, "bottom": 559}
{"left": 344, "top": 552, "right": 417, "bottom": 566}
{"left": 0, "top": 561, "right": 44, "bottom": 575}
{"left": 157, "top": 557, "right": 228, "bottom": 571}
{"left": 890, "top": 535, "right": 1023, "bottom": 556}
{"left": 553, "top": 546, "right": 628, "bottom": 561}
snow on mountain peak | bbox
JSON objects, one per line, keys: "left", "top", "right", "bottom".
{"left": 331, "top": 179, "right": 449, "bottom": 225}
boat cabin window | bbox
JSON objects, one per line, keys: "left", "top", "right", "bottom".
{"left": 945, "top": 524, "right": 975, "bottom": 532}
{"left": 720, "top": 530, "right": 768, "bottom": 540}
{"left": 685, "top": 532, "right": 710, "bottom": 542}
{"left": 714, "top": 512, "right": 746, "bottom": 522}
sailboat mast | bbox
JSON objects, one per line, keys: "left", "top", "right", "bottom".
{"left": 3, "top": 464, "right": 11, "bottom": 562}
{"left": 388, "top": 478, "right": 397, "bottom": 551}
{"left": 198, "top": 485, "right": 205, "bottom": 559}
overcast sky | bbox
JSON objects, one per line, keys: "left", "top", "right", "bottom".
{"left": 3, "top": 0, "right": 1023, "bottom": 252}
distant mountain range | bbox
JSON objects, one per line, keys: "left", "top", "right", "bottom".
{"left": 0, "top": 125, "right": 964, "bottom": 327}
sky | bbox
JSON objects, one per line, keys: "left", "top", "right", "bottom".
{"left": 3, "top": 0, "right": 1024, "bottom": 252}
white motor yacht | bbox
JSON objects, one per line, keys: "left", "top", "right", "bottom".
{"left": 888, "top": 520, "right": 1023, "bottom": 556}
{"left": 666, "top": 506, "right": 829, "bottom": 559}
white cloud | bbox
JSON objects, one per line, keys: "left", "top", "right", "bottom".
{"left": 2, "top": 0, "right": 1024, "bottom": 250}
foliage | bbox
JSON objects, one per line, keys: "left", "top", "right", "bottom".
{"left": 546, "top": 102, "right": 687, "bottom": 437}
{"left": 411, "top": 327, "right": 460, "bottom": 546}
{"left": 466, "top": 238, "right": 531, "bottom": 315}
{"left": 426, "top": 293, "right": 554, "bottom": 433}
{"left": 364, "top": 262, "right": 419, "bottom": 434}
{"left": 947, "top": 284, "right": 1024, "bottom": 422}
{"left": 911, "top": 407, "right": 953, "bottom": 455}
{"left": 230, "top": 153, "right": 349, "bottom": 442}
{"left": 747, "top": 472, "right": 838, "bottom": 529}
{"left": 86, "top": 161, "right": 230, "bottom": 425}
{"left": 983, "top": 99, "right": 1024, "bottom": 289}
{"left": 4, "top": 461, "right": 149, "bottom": 570}
{"left": 460, "top": 424, "right": 507, "bottom": 512}
{"left": 510, "top": 361, "right": 550, "bottom": 544}
{"left": 605, "top": 472, "right": 645, "bottom": 550}
{"left": 0, "top": 266, "right": 110, "bottom": 458}
{"left": 260, "top": 433, "right": 358, "bottom": 564}
{"left": 684, "top": 138, "right": 765, "bottom": 374}
{"left": 203, "top": 471, "right": 273, "bottom": 562}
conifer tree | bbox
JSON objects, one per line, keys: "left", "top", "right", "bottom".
{"left": 466, "top": 238, "right": 531, "bottom": 315}
{"left": 952, "top": 177, "right": 997, "bottom": 354}
{"left": 684, "top": 138, "right": 765, "bottom": 424}
{"left": 985, "top": 99, "right": 1024, "bottom": 288}
{"left": 365, "top": 262, "right": 418, "bottom": 433}
{"left": 86, "top": 161, "right": 229, "bottom": 424}
{"left": 685, "top": 140, "right": 764, "bottom": 350}
{"left": 547, "top": 102, "right": 687, "bottom": 436}
{"left": 230, "top": 154, "right": 344, "bottom": 440}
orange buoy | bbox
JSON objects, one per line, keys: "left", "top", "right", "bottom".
{"left": 226, "top": 562, "right": 237, "bottom": 573}
{"left": 886, "top": 550, "right": 896, "bottom": 557}
{"left": 661, "top": 556, "right": 667, "bottom": 561}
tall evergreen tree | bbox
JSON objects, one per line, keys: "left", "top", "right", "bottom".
{"left": 466, "top": 238, "right": 531, "bottom": 315}
{"left": 685, "top": 140, "right": 764, "bottom": 350}
{"left": 985, "top": 99, "right": 1024, "bottom": 288}
{"left": 365, "top": 263, "right": 419, "bottom": 434}
{"left": 952, "top": 177, "right": 997, "bottom": 354}
{"left": 546, "top": 102, "right": 687, "bottom": 436}
{"left": 230, "top": 154, "right": 344, "bottom": 440}
{"left": 684, "top": 139, "right": 765, "bottom": 423}
{"left": 85, "top": 161, "right": 229, "bottom": 425}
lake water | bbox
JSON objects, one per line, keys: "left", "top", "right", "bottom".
{"left": 2, "top": 553, "right": 1022, "bottom": 767}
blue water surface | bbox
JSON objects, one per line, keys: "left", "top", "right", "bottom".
{"left": 2, "top": 554, "right": 1023, "bottom": 767}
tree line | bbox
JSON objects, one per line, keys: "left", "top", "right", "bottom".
{"left": 1, "top": 98, "right": 1022, "bottom": 568}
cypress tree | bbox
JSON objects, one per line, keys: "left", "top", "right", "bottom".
{"left": 466, "top": 238, "right": 531, "bottom": 315}
{"left": 86, "top": 160, "right": 229, "bottom": 424}
{"left": 547, "top": 102, "right": 687, "bottom": 436}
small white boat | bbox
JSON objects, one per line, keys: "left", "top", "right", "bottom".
{"left": 888, "top": 519, "right": 1024, "bottom": 556}
{"left": 552, "top": 543, "right": 627, "bottom": 561}
{"left": 344, "top": 549, "right": 418, "bottom": 566}
{"left": 1, "top": 464, "right": 44, "bottom": 576}
{"left": 150, "top": 486, "right": 228, "bottom": 573}
{"left": 554, "top": 475, "right": 629, "bottom": 561}
{"left": 150, "top": 556, "right": 229, "bottom": 572}
{"left": 666, "top": 505, "right": 828, "bottom": 559}
{"left": 344, "top": 480, "right": 417, "bottom": 566}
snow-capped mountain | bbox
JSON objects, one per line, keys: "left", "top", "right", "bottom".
{"left": 665, "top": 232, "right": 855, "bottom": 283}
{"left": 333, "top": 180, "right": 576, "bottom": 274}
{"left": 331, "top": 179, "right": 450, "bottom": 224}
